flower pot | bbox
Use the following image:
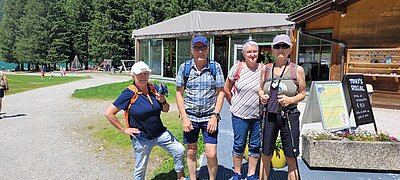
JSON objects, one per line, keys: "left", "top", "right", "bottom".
{"left": 302, "top": 136, "right": 400, "bottom": 171}
{"left": 271, "top": 149, "right": 287, "bottom": 168}
{"left": 244, "top": 144, "right": 249, "bottom": 161}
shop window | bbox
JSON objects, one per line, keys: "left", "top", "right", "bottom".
{"left": 298, "top": 31, "right": 332, "bottom": 89}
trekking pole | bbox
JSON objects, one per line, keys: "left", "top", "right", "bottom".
{"left": 259, "top": 104, "right": 267, "bottom": 180}
{"left": 284, "top": 111, "right": 301, "bottom": 180}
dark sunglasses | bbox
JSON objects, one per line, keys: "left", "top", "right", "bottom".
{"left": 193, "top": 46, "right": 207, "bottom": 51}
{"left": 273, "top": 43, "right": 290, "bottom": 49}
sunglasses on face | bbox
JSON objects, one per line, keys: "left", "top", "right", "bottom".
{"left": 273, "top": 43, "right": 290, "bottom": 49}
{"left": 193, "top": 46, "right": 207, "bottom": 51}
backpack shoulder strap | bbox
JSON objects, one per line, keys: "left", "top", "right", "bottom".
{"left": 265, "top": 63, "right": 273, "bottom": 81}
{"left": 124, "top": 85, "right": 141, "bottom": 127}
{"left": 209, "top": 59, "right": 216, "bottom": 80}
{"left": 231, "top": 62, "right": 243, "bottom": 94}
{"left": 233, "top": 62, "right": 243, "bottom": 82}
{"left": 147, "top": 83, "right": 158, "bottom": 94}
{"left": 183, "top": 60, "right": 192, "bottom": 87}
{"left": 289, "top": 62, "right": 297, "bottom": 81}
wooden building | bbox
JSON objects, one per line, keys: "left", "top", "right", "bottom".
{"left": 288, "top": 0, "right": 400, "bottom": 108}
{"left": 132, "top": 11, "right": 293, "bottom": 80}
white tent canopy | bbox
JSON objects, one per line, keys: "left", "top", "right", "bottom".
{"left": 71, "top": 55, "right": 82, "bottom": 70}
{"left": 132, "top": 10, "right": 294, "bottom": 39}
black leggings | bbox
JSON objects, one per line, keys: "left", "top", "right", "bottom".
{"left": 262, "top": 109, "right": 300, "bottom": 157}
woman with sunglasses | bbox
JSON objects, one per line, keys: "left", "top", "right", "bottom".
{"left": 224, "top": 39, "right": 263, "bottom": 180}
{"left": 258, "top": 34, "right": 306, "bottom": 180}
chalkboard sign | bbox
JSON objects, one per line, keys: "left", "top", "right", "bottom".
{"left": 343, "top": 74, "right": 375, "bottom": 126}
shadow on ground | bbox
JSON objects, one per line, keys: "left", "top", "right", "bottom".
{"left": 0, "top": 113, "right": 27, "bottom": 119}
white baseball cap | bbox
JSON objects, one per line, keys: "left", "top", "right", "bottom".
{"left": 272, "top": 34, "right": 293, "bottom": 47}
{"left": 130, "top": 61, "right": 151, "bottom": 75}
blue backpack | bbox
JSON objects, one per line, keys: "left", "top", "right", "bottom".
{"left": 183, "top": 59, "right": 217, "bottom": 87}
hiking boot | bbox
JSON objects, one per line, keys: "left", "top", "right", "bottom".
{"left": 232, "top": 172, "right": 242, "bottom": 180}
{"left": 246, "top": 174, "right": 258, "bottom": 180}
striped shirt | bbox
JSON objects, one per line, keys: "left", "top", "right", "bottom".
{"left": 176, "top": 59, "right": 225, "bottom": 122}
{"left": 228, "top": 63, "right": 262, "bottom": 119}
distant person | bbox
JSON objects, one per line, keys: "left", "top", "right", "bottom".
{"left": 0, "top": 71, "right": 9, "bottom": 113}
{"left": 60, "top": 67, "right": 64, "bottom": 77}
{"left": 49, "top": 71, "right": 54, "bottom": 79}
{"left": 259, "top": 34, "right": 306, "bottom": 180}
{"left": 104, "top": 61, "right": 185, "bottom": 180}
{"left": 40, "top": 69, "right": 45, "bottom": 79}
{"left": 2, "top": 65, "right": 4, "bottom": 70}
{"left": 176, "top": 36, "right": 225, "bottom": 180}
{"left": 224, "top": 39, "right": 262, "bottom": 180}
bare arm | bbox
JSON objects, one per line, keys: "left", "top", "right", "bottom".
{"left": 207, "top": 87, "right": 225, "bottom": 133}
{"left": 104, "top": 104, "right": 140, "bottom": 136}
{"left": 155, "top": 93, "right": 169, "bottom": 112}
{"left": 2, "top": 74, "right": 8, "bottom": 92}
{"left": 214, "top": 87, "right": 225, "bottom": 114}
{"left": 259, "top": 66, "right": 269, "bottom": 105}
{"left": 224, "top": 78, "right": 233, "bottom": 105}
{"left": 176, "top": 86, "right": 193, "bottom": 132}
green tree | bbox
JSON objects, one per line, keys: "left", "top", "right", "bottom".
{"left": 14, "top": 0, "right": 49, "bottom": 67}
{"left": 89, "top": 0, "right": 134, "bottom": 64}
{"left": 0, "top": 0, "right": 4, "bottom": 20}
{"left": 0, "top": 0, "right": 25, "bottom": 63}
{"left": 65, "top": 0, "right": 93, "bottom": 68}
{"left": 46, "top": 0, "right": 71, "bottom": 67}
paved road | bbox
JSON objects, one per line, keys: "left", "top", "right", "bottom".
{"left": 0, "top": 73, "right": 132, "bottom": 179}
{"left": 197, "top": 100, "right": 400, "bottom": 180}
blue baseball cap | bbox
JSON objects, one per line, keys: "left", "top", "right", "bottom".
{"left": 191, "top": 36, "right": 208, "bottom": 46}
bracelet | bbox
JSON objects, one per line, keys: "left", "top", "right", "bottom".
{"left": 161, "top": 101, "right": 168, "bottom": 105}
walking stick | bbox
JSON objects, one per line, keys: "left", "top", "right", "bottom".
{"left": 259, "top": 104, "right": 267, "bottom": 180}
{"left": 284, "top": 111, "right": 301, "bottom": 180}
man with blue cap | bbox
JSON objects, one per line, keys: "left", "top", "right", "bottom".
{"left": 176, "top": 36, "right": 225, "bottom": 180}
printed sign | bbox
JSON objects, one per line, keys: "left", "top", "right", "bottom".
{"left": 302, "top": 81, "right": 350, "bottom": 131}
{"left": 343, "top": 74, "right": 375, "bottom": 126}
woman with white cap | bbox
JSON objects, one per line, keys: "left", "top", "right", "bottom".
{"left": 104, "top": 61, "right": 185, "bottom": 180}
{"left": 258, "top": 34, "right": 306, "bottom": 180}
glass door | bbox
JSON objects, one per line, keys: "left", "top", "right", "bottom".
{"left": 233, "top": 44, "right": 244, "bottom": 64}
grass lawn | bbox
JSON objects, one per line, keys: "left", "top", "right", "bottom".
{"left": 6, "top": 74, "right": 90, "bottom": 95}
{"left": 72, "top": 80, "right": 176, "bottom": 103}
{"left": 73, "top": 80, "right": 205, "bottom": 179}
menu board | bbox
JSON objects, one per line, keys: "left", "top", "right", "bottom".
{"left": 343, "top": 74, "right": 375, "bottom": 126}
{"left": 301, "top": 81, "right": 350, "bottom": 131}
{"left": 316, "top": 82, "right": 350, "bottom": 130}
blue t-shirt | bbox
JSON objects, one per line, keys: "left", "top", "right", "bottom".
{"left": 113, "top": 87, "right": 166, "bottom": 139}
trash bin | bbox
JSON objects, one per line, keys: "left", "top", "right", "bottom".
{"left": 366, "top": 84, "right": 373, "bottom": 105}
{"left": 111, "top": 67, "right": 116, "bottom": 74}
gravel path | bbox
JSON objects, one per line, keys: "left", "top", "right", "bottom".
{"left": 0, "top": 73, "right": 133, "bottom": 179}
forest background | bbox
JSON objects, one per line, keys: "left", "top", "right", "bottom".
{"left": 0, "top": 0, "right": 317, "bottom": 70}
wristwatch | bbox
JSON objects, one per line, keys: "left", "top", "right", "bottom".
{"left": 212, "top": 112, "right": 221, "bottom": 121}
{"left": 160, "top": 101, "right": 168, "bottom": 105}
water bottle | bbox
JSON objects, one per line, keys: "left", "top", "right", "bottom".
{"left": 386, "top": 56, "right": 392, "bottom": 64}
{"left": 155, "top": 83, "right": 168, "bottom": 97}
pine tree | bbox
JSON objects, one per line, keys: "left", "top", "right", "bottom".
{"left": 14, "top": 0, "right": 49, "bottom": 66}
{"left": 65, "top": 0, "right": 93, "bottom": 67}
{"left": 0, "top": 0, "right": 26, "bottom": 63}
{"left": 46, "top": 0, "right": 71, "bottom": 67}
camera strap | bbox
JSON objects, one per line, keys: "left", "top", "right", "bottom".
{"left": 270, "top": 60, "right": 289, "bottom": 89}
